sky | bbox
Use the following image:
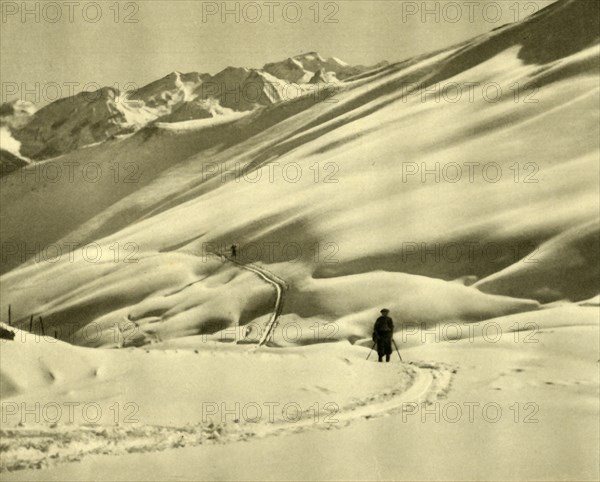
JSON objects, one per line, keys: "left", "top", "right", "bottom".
{"left": 1, "top": 0, "right": 556, "bottom": 104}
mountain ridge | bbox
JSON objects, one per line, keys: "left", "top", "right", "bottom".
{"left": 4, "top": 52, "right": 386, "bottom": 161}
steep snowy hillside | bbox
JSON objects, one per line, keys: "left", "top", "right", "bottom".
{"left": 1, "top": 0, "right": 597, "bottom": 344}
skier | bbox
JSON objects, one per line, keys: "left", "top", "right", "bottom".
{"left": 231, "top": 244, "right": 237, "bottom": 258}
{"left": 373, "top": 308, "right": 394, "bottom": 363}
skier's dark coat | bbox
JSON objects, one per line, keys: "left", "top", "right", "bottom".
{"left": 373, "top": 315, "right": 394, "bottom": 357}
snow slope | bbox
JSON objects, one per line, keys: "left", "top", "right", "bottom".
{"left": 2, "top": 2, "right": 597, "bottom": 332}
{"left": 0, "top": 0, "right": 597, "bottom": 341}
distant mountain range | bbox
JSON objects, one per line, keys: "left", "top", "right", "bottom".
{"left": 0, "top": 53, "right": 388, "bottom": 162}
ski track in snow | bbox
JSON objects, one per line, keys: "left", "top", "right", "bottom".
{"left": 207, "top": 250, "right": 288, "bottom": 347}
{"left": 0, "top": 361, "right": 454, "bottom": 473}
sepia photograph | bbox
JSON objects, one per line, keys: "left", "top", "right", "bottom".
{"left": 0, "top": 0, "right": 598, "bottom": 480}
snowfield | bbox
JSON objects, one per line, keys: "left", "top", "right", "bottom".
{"left": 0, "top": 0, "right": 598, "bottom": 480}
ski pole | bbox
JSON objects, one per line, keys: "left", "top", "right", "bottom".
{"left": 392, "top": 339, "right": 403, "bottom": 362}
{"left": 366, "top": 341, "right": 377, "bottom": 360}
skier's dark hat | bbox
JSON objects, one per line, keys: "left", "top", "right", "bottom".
{"left": 380, "top": 308, "right": 390, "bottom": 314}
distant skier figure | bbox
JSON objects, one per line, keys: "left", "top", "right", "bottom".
{"left": 373, "top": 309, "right": 394, "bottom": 363}
{"left": 231, "top": 244, "right": 237, "bottom": 258}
